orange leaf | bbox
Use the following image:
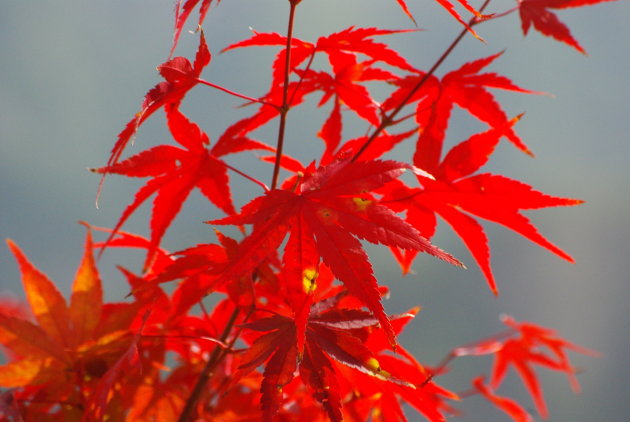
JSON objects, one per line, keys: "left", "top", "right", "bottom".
{"left": 0, "top": 357, "right": 59, "bottom": 388}
{"left": 0, "top": 314, "right": 69, "bottom": 363}
{"left": 6, "top": 240, "right": 72, "bottom": 349}
{"left": 70, "top": 230, "right": 103, "bottom": 345}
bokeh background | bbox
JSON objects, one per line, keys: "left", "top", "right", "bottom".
{"left": 1, "top": 0, "right": 628, "bottom": 420}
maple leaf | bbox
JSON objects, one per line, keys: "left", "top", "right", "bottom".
{"left": 238, "top": 301, "right": 421, "bottom": 421}
{"left": 336, "top": 308, "right": 459, "bottom": 422}
{"left": 453, "top": 315, "right": 596, "bottom": 418}
{"left": 1, "top": 232, "right": 141, "bottom": 418}
{"left": 315, "top": 27, "right": 417, "bottom": 72}
{"left": 382, "top": 121, "right": 582, "bottom": 294}
{"left": 233, "top": 57, "right": 398, "bottom": 148}
{"left": 221, "top": 27, "right": 415, "bottom": 137}
{"left": 104, "top": 31, "right": 211, "bottom": 187}
{"left": 518, "top": 0, "right": 618, "bottom": 54}
{"left": 224, "top": 26, "right": 416, "bottom": 78}
{"left": 95, "top": 107, "right": 270, "bottom": 268}
{"left": 297, "top": 55, "right": 399, "bottom": 127}
{"left": 211, "top": 158, "right": 462, "bottom": 345}
{"left": 132, "top": 226, "right": 286, "bottom": 313}
{"left": 382, "top": 52, "right": 540, "bottom": 172}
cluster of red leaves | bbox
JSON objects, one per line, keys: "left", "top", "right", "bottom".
{"left": 1, "top": 0, "right": 615, "bottom": 420}
{"left": 454, "top": 315, "right": 598, "bottom": 421}
{"left": 0, "top": 233, "right": 591, "bottom": 421}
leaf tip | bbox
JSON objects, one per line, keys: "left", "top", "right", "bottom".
{"left": 411, "top": 166, "right": 435, "bottom": 180}
{"left": 5, "top": 238, "right": 17, "bottom": 253}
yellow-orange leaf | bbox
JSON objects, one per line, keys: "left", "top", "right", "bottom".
{"left": 7, "top": 240, "right": 72, "bottom": 348}
{"left": 76, "top": 329, "right": 133, "bottom": 358}
{"left": 70, "top": 230, "right": 103, "bottom": 345}
{"left": 0, "top": 313, "right": 69, "bottom": 363}
{"left": 0, "top": 357, "right": 59, "bottom": 387}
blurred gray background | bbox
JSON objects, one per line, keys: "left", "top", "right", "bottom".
{"left": 1, "top": 0, "right": 628, "bottom": 420}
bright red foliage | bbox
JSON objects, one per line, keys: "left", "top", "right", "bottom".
{"left": 380, "top": 119, "right": 583, "bottom": 294}
{"left": 105, "top": 32, "right": 211, "bottom": 179}
{"left": 210, "top": 159, "right": 462, "bottom": 346}
{"left": 453, "top": 315, "right": 596, "bottom": 418}
{"left": 518, "top": 0, "right": 618, "bottom": 54}
{"left": 94, "top": 105, "right": 271, "bottom": 268}
{"left": 1, "top": 0, "right": 616, "bottom": 420}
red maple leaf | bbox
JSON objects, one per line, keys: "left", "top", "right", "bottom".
{"left": 381, "top": 120, "right": 582, "bottom": 294}
{"left": 210, "top": 158, "right": 462, "bottom": 345}
{"left": 221, "top": 26, "right": 415, "bottom": 138}
{"left": 237, "top": 299, "right": 423, "bottom": 421}
{"left": 518, "top": 0, "right": 617, "bottom": 54}
{"left": 297, "top": 55, "right": 399, "bottom": 127}
{"left": 104, "top": 31, "right": 211, "bottom": 189}
{"left": 224, "top": 26, "right": 416, "bottom": 78}
{"left": 382, "top": 52, "right": 540, "bottom": 174}
{"left": 336, "top": 308, "right": 459, "bottom": 422}
{"left": 454, "top": 315, "right": 596, "bottom": 418}
{"left": 95, "top": 106, "right": 270, "bottom": 268}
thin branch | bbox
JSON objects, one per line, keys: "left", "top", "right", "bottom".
{"left": 270, "top": 1, "right": 299, "bottom": 190}
{"left": 196, "top": 78, "right": 279, "bottom": 109}
{"left": 177, "top": 307, "right": 240, "bottom": 422}
{"left": 288, "top": 48, "right": 317, "bottom": 107}
{"left": 225, "top": 162, "right": 270, "bottom": 192}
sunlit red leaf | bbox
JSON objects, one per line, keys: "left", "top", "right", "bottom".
{"left": 381, "top": 124, "right": 581, "bottom": 294}
{"left": 518, "top": 0, "right": 617, "bottom": 54}
{"left": 105, "top": 32, "right": 211, "bottom": 184}
{"left": 382, "top": 53, "right": 539, "bottom": 176}
{"left": 213, "top": 158, "right": 461, "bottom": 345}
{"left": 94, "top": 107, "right": 270, "bottom": 267}
{"left": 452, "top": 316, "right": 594, "bottom": 419}
{"left": 239, "top": 298, "right": 422, "bottom": 420}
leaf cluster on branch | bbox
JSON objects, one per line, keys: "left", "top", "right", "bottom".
{"left": 0, "top": 0, "right": 616, "bottom": 420}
